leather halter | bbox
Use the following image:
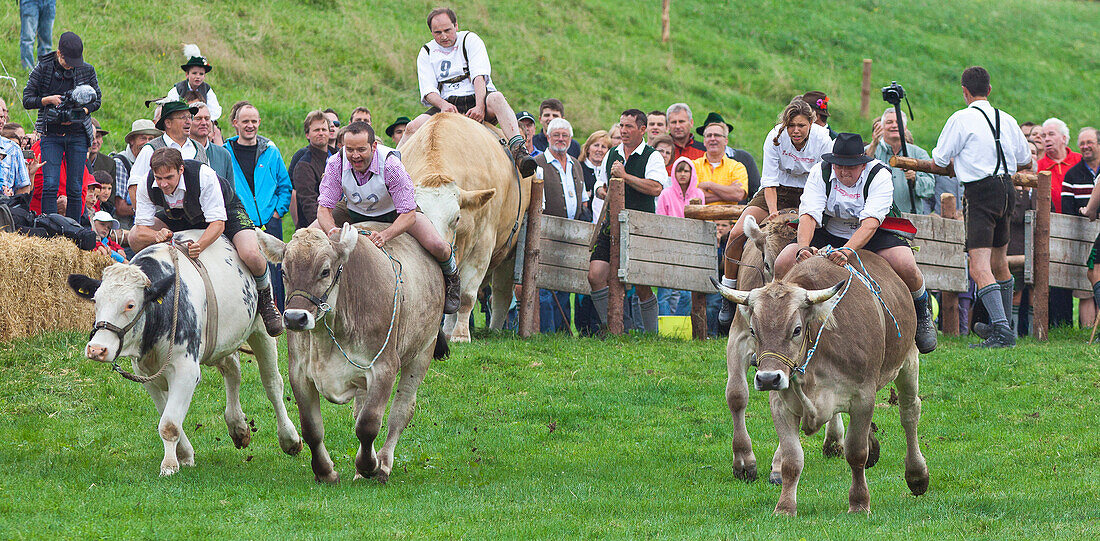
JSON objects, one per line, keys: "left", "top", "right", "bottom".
{"left": 91, "top": 302, "right": 149, "bottom": 342}
{"left": 286, "top": 265, "right": 344, "bottom": 314}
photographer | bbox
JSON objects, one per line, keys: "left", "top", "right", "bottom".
{"left": 21, "top": 31, "right": 101, "bottom": 220}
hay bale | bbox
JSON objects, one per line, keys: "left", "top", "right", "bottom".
{"left": 0, "top": 232, "right": 113, "bottom": 342}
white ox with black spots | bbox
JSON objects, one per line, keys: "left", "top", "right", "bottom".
{"left": 69, "top": 231, "right": 301, "bottom": 476}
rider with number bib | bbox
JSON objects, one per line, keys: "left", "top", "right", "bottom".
{"left": 314, "top": 121, "right": 460, "bottom": 314}
{"left": 774, "top": 133, "right": 937, "bottom": 354}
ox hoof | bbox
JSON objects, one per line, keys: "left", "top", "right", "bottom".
{"left": 282, "top": 438, "right": 303, "bottom": 456}
{"left": 450, "top": 334, "right": 471, "bottom": 343}
{"left": 315, "top": 471, "right": 340, "bottom": 485}
{"left": 733, "top": 464, "right": 758, "bottom": 483}
{"left": 848, "top": 504, "right": 871, "bottom": 515}
{"left": 231, "top": 429, "right": 252, "bottom": 450}
{"left": 768, "top": 472, "right": 782, "bottom": 486}
{"left": 906, "top": 470, "right": 929, "bottom": 496}
{"left": 773, "top": 503, "right": 796, "bottom": 517}
{"left": 180, "top": 456, "right": 195, "bottom": 468}
{"left": 160, "top": 461, "right": 180, "bottom": 477}
{"left": 823, "top": 440, "right": 844, "bottom": 458}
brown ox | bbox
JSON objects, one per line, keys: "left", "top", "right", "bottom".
{"left": 715, "top": 251, "right": 929, "bottom": 515}
{"left": 726, "top": 214, "right": 848, "bottom": 484}
{"left": 401, "top": 112, "right": 531, "bottom": 342}
{"left": 258, "top": 224, "right": 447, "bottom": 484}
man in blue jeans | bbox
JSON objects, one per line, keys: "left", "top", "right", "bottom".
{"left": 22, "top": 31, "right": 101, "bottom": 221}
{"left": 20, "top": 1, "right": 55, "bottom": 70}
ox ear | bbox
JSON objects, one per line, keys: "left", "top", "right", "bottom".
{"left": 744, "top": 214, "right": 765, "bottom": 251}
{"left": 255, "top": 228, "right": 286, "bottom": 264}
{"left": 459, "top": 188, "right": 496, "bottom": 211}
{"left": 804, "top": 280, "right": 846, "bottom": 306}
{"left": 68, "top": 274, "right": 101, "bottom": 301}
{"left": 144, "top": 273, "right": 175, "bottom": 305}
{"left": 332, "top": 223, "right": 359, "bottom": 264}
{"left": 711, "top": 276, "right": 753, "bottom": 305}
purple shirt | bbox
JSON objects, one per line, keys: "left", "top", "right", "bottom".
{"left": 317, "top": 148, "right": 417, "bottom": 214}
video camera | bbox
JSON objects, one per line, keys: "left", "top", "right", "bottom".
{"left": 54, "top": 84, "right": 97, "bottom": 124}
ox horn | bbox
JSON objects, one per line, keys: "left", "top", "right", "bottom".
{"left": 804, "top": 281, "right": 847, "bottom": 305}
{"left": 711, "top": 276, "right": 752, "bottom": 305}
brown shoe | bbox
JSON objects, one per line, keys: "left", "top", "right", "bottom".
{"left": 257, "top": 285, "right": 285, "bottom": 336}
{"left": 443, "top": 272, "right": 460, "bottom": 314}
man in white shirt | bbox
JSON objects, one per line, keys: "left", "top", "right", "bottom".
{"left": 403, "top": 7, "right": 536, "bottom": 177}
{"left": 775, "top": 133, "right": 937, "bottom": 353}
{"left": 127, "top": 101, "right": 209, "bottom": 206}
{"left": 130, "top": 147, "right": 283, "bottom": 336}
{"left": 588, "top": 109, "right": 670, "bottom": 334}
{"left": 931, "top": 66, "right": 1031, "bottom": 348}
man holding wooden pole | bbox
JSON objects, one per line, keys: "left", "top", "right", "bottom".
{"left": 931, "top": 66, "right": 1032, "bottom": 348}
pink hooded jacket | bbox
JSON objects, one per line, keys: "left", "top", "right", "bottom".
{"left": 657, "top": 156, "right": 707, "bottom": 218}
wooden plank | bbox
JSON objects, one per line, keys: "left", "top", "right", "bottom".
{"left": 912, "top": 240, "right": 967, "bottom": 269}
{"left": 684, "top": 204, "right": 744, "bottom": 221}
{"left": 538, "top": 239, "right": 593, "bottom": 271}
{"left": 627, "top": 237, "right": 718, "bottom": 271}
{"left": 607, "top": 179, "right": 625, "bottom": 335}
{"left": 537, "top": 263, "right": 592, "bottom": 295}
{"left": 1024, "top": 210, "right": 1034, "bottom": 285}
{"left": 1049, "top": 237, "right": 1094, "bottom": 267}
{"left": 541, "top": 215, "right": 594, "bottom": 245}
{"left": 904, "top": 212, "right": 966, "bottom": 245}
{"left": 518, "top": 178, "right": 545, "bottom": 337}
{"left": 1049, "top": 262, "right": 1093, "bottom": 291}
{"left": 622, "top": 260, "right": 715, "bottom": 292}
{"left": 1049, "top": 213, "right": 1100, "bottom": 242}
{"left": 940, "top": 193, "right": 961, "bottom": 336}
{"left": 624, "top": 210, "right": 717, "bottom": 246}
{"left": 918, "top": 263, "right": 969, "bottom": 293}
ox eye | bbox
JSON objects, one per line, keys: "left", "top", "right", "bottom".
{"left": 125, "top": 302, "right": 136, "bottom": 311}
{"left": 749, "top": 326, "right": 756, "bottom": 337}
{"left": 320, "top": 268, "right": 331, "bottom": 278}
{"left": 792, "top": 324, "right": 802, "bottom": 337}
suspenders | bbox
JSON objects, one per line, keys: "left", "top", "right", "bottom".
{"left": 972, "top": 106, "right": 1008, "bottom": 177}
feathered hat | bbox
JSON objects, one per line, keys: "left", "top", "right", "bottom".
{"left": 181, "top": 44, "right": 213, "bottom": 73}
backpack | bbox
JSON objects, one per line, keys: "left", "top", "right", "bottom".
{"left": 821, "top": 162, "right": 916, "bottom": 239}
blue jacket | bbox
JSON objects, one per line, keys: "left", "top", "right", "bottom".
{"left": 225, "top": 135, "right": 292, "bottom": 224}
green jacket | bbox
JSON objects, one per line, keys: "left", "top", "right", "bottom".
{"left": 874, "top": 141, "right": 935, "bottom": 214}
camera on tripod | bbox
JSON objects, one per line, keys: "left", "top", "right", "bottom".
{"left": 881, "top": 81, "right": 905, "bottom": 105}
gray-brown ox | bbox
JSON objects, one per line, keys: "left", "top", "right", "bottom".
{"left": 259, "top": 224, "right": 448, "bottom": 484}
{"left": 714, "top": 250, "right": 929, "bottom": 516}
{"left": 725, "top": 214, "right": 848, "bottom": 484}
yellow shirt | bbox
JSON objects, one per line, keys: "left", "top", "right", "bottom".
{"left": 693, "top": 155, "right": 748, "bottom": 205}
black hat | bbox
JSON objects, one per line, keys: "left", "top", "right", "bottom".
{"left": 516, "top": 111, "right": 536, "bottom": 123}
{"left": 155, "top": 101, "right": 200, "bottom": 131}
{"left": 58, "top": 32, "right": 86, "bottom": 68}
{"left": 181, "top": 56, "right": 213, "bottom": 73}
{"left": 385, "top": 116, "right": 411, "bottom": 137}
{"left": 821, "top": 133, "right": 873, "bottom": 166}
{"left": 696, "top": 112, "right": 733, "bottom": 136}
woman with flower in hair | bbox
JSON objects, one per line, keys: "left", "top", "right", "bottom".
{"left": 802, "top": 91, "right": 837, "bottom": 139}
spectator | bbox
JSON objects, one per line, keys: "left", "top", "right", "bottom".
{"left": 718, "top": 96, "right": 832, "bottom": 327}
{"left": 127, "top": 101, "right": 208, "bottom": 206}
{"left": 724, "top": 143, "right": 761, "bottom": 203}
{"left": 580, "top": 130, "right": 611, "bottom": 223}
{"left": 534, "top": 118, "right": 588, "bottom": 333}
{"left": 650, "top": 134, "right": 675, "bottom": 169}
{"left": 532, "top": 99, "right": 580, "bottom": 157}
{"left": 224, "top": 101, "right": 292, "bottom": 310}
{"left": 867, "top": 108, "right": 935, "bottom": 214}
{"left": 517, "top": 111, "right": 539, "bottom": 156}
{"left": 1020, "top": 121, "right": 1039, "bottom": 143}
{"left": 163, "top": 45, "right": 222, "bottom": 122}
{"left": 588, "top": 109, "right": 669, "bottom": 334}
{"left": 80, "top": 175, "right": 102, "bottom": 226}
{"left": 647, "top": 110, "right": 668, "bottom": 140}
{"left": 693, "top": 113, "right": 747, "bottom": 205}
{"left": 334, "top": 125, "right": 348, "bottom": 150}
{"left": 90, "top": 210, "right": 126, "bottom": 263}
{"left": 22, "top": 31, "right": 101, "bottom": 220}
{"left": 608, "top": 123, "right": 622, "bottom": 147}
{"left": 931, "top": 66, "right": 1031, "bottom": 348}
{"left": 189, "top": 102, "right": 234, "bottom": 182}
{"left": 801, "top": 91, "right": 837, "bottom": 139}
{"left": 27, "top": 138, "right": 93, "bottom": 216}
{"left": 112, "top": 119, "right": 161, "bottom": 228}
{"left": 386, "top": 116, "right": 411, "bottom": 147}
{"left": 292, "top": 110, "right": 332, "bottom": 230}
{"left": 19, "top": 0, "right": 55, "bottom": 70}
{"left": 1061, "top": 127, "right": 1099, "bottom": 216}
{"left": 405, "top": 7, "right": 536, "bottom": 176}
{"left": 323, "top": 109, "right": 340, "bottom": 142}
{"left": 93, "top": 170, "right": 115, "bottom": 216}
{"left": 350, "top": 106, "right": 372, "bottom": 125}
{"left": 0, "top": 98, "right": 8, "bottom": 126}
{"left": 86, "top": 118, "right": 117, "bottom": 181}
{"left": 1038, "top": 117, "right": 1082, "bottom": 213}
{"left": 1, "top": 127, "right": 32, "bottom": 197}
{"left": 655, "top": 156, "right": 704, "bottom": 317}
{"left": 666, "top": 103, "right": 705, "bottom": 168}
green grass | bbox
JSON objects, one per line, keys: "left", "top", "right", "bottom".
{"left": 2, "top": 327, "right": 1099, "bottom": 538}
{"left": 3, "top": 0, "right": 1099, "bottom": 164}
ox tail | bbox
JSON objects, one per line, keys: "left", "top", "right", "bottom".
{"left": 433, "top": 328, "right": 450, "bottom": 360}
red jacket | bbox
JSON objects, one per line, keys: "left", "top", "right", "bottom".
{"left": 29, "top": 140, "right": 94, "bottom": 215}
{"left": 1038, "top": 149, "right": 1082, "bottom": 213}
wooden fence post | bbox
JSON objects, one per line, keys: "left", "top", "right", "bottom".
{"left": 860, "top": 59, "right": 872, "bottom": 119}
{"left": 939, "top": 193, "right": 960, "bottom": 336}
{"left": 691, "top": 293, "right": 707, "bottom": 339}
{"left": 607, "top": 177, "right": 625, "bottom": 335}
{"left": 661, "top": 0, "right": 671, "bottom": 43}
{"left": 517, "top": 177, "right": 544, "bottom": 337}
{"left": 1032, "top": 171, "right": 1051, "bottom": 341}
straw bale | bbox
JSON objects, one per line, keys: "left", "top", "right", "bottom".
{"left": 0, "top": 232, "right": 113, "bottom": 342}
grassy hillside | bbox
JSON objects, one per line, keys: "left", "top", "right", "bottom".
{"left": 2, "top": 1, "right": 1099, "bottom": 162}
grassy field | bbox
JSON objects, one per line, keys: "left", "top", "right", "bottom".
{"left": 2, "top": 327, "right": 1099, "bottom": 538}
{"left": 2, "top": 1, "right": 1099, "bottom": 162}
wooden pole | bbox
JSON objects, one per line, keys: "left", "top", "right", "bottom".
{"left": 517, "top": 177, "right": 544, "bottom": 337}
{"left": 691, "top": 292, "right": 707, "bottom": 340}
{"left": 1032, "top": 171, "right": 1051, "bottom": 341}
{"left": 607, "top": 177, "right": 625, "bottom": 335}
{"left": 661, "top": 0, "right": 671, "bottom": 43}
{"left": 889, "top": 156, "right": 1039, "bottom": 187}
{"left": 940, "top": 193, "right": 960, "bottom": 336}
{"left": 860, "top": 59, "right": 872, "bottom": 119}
{"left": 683, "top": 204, "right": 745, "bottom": 221}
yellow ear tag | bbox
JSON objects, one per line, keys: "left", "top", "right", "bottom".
{"left": 156, "top": 298, "right": 164, "bottom": 304}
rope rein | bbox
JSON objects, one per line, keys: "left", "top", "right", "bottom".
{"left": 320, "top": 236, "right": 403, "bottom": 371}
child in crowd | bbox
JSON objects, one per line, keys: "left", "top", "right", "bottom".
{"left": 90, "top": 210, "right": 127, "bottom": 262}
{"left": 163, "top": 45, "right": 221, "bottom": 121}
{"left": 656, "top": 157, "right": 705, "bottom": 218}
